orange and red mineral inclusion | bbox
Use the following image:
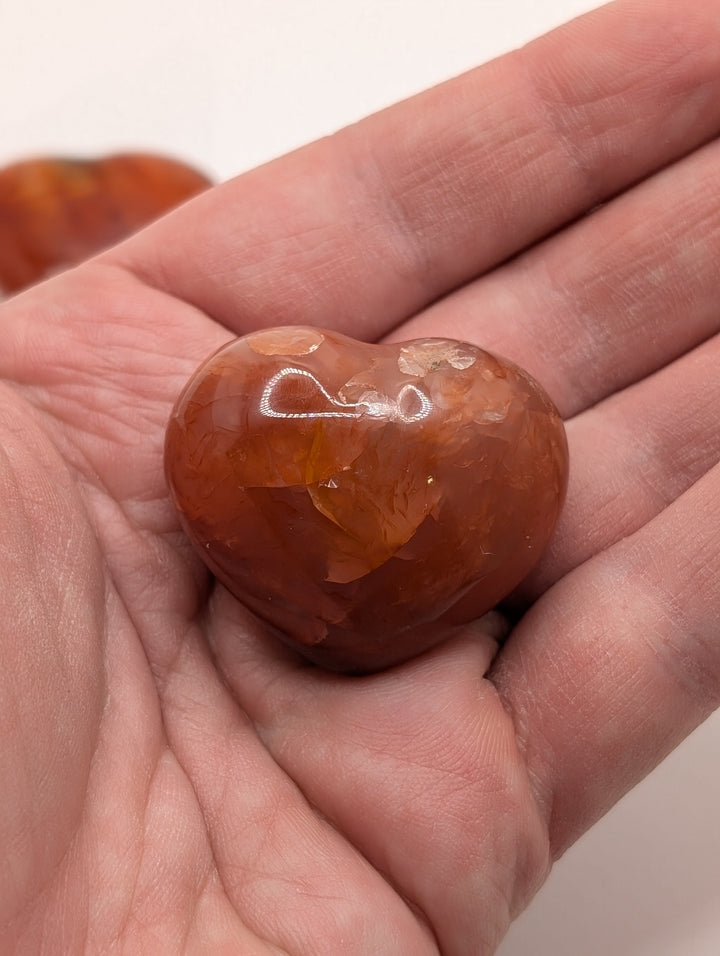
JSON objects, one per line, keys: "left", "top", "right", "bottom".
{"left": 165, "top": 326, "right": 568, "bottom": 672}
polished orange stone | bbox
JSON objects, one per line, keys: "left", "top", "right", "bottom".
{"left": 0, "top": 153, "right": 210, "bottom": 293}
{"left": 165, "top": 326, "right": 568, "bottom": 672}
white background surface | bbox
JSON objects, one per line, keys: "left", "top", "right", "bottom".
{"left": 2, "top": 1, "right": 719, "bottom": 953}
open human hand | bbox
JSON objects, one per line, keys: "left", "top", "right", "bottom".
{"left": 2, "top": 1, "right": 719, "bottom": 952}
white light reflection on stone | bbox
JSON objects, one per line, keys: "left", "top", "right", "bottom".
{"left": 259, "top": 366, "right": 432, "bottom": 423}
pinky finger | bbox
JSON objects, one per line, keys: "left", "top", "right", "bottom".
{"left": 491, "top": 461, "right": 720, "bottom": 857}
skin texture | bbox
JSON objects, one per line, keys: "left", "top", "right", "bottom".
{"left": 1, "top": 0, "right": 719, "bottom": 952}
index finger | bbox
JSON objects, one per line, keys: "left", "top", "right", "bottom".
{"left": 115, "top": 0, "right": 720, "bottom": 342}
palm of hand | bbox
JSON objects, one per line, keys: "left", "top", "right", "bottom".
{"left": 2, "top": 3, "right": 720, "bottom": 953}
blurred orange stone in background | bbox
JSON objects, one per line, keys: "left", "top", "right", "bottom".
{"left": 0, "top": 152, "right": 211, "bottom": 293}
{"left": 166, "top": 326, "right": 569, "bottom": 673}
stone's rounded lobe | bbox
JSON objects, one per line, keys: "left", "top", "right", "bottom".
{"left": 0, "top": 153, "right": 211, "bottom": 293}
{"left": 165, "top": 327, "right": 569, "bottom": 672}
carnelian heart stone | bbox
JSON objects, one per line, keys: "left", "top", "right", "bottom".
{"left": 0, "top": 153, "right": 210, "bottom": 294}
{"left": 165, "top": 326, "right": 568, "bottom": 672}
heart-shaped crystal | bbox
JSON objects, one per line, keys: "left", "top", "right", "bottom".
{"left": 165, "top": 326, "right": 568, "bottom": 671}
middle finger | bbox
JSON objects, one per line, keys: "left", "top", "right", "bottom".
{"left": 396, "top": 135, "right": 720, "bottom": 417}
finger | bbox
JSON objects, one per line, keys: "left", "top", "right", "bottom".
{"left": 116, "top": 0, "right": 720, "bottom": 340}
{"left": 520, "top": 331, "right": 720, "bottom": 600}
{"left": 397, "top": 134, "right": 720, "bottom": 417}
{"left": 491, "top": 461, "right": 720, "bottom": 858}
